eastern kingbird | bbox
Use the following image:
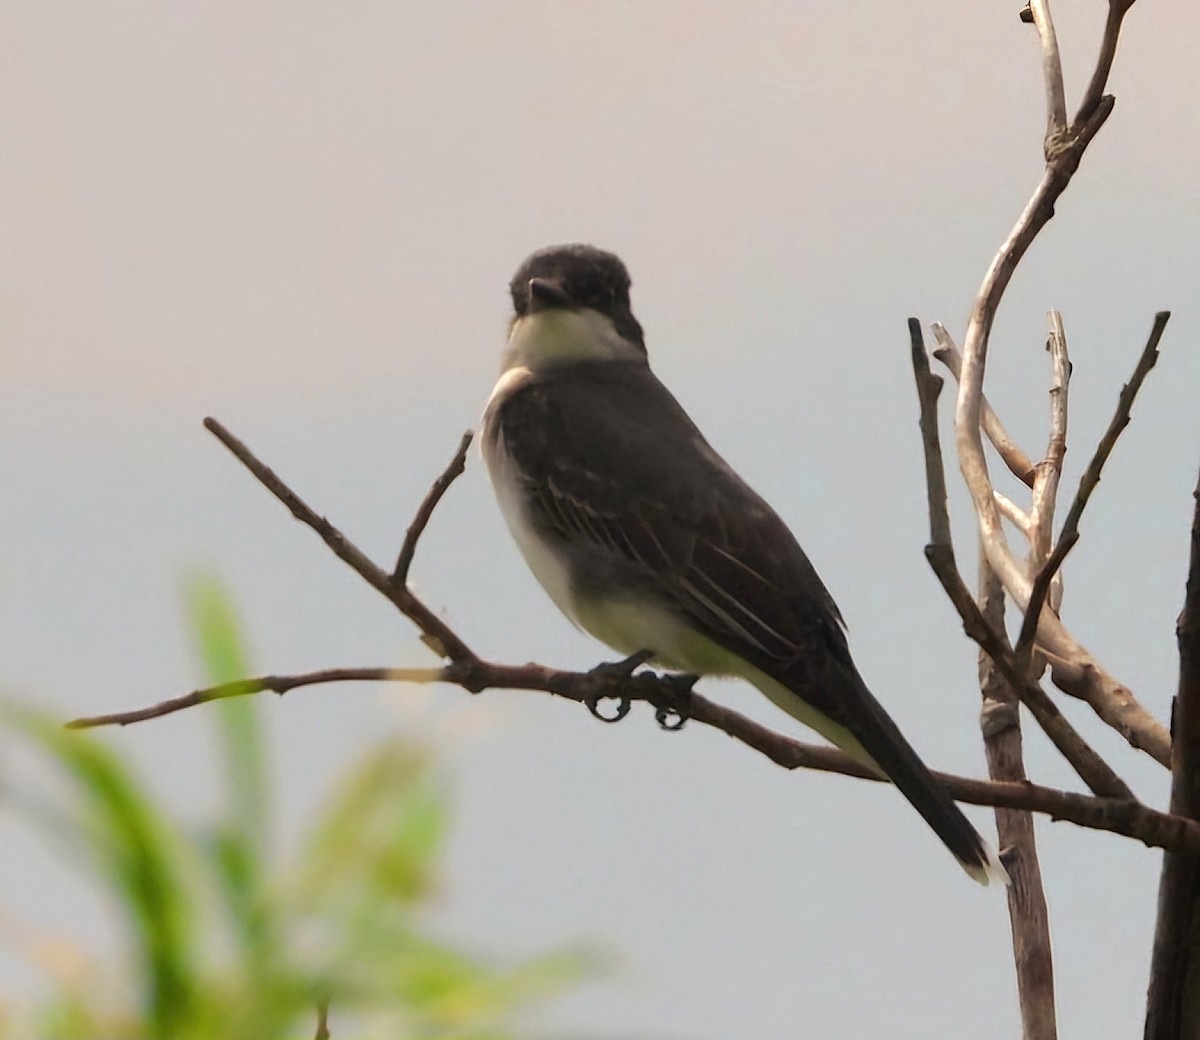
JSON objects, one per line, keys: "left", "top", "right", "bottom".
{"left": 482, "top": 243, "right": 1004, "bottom": 885}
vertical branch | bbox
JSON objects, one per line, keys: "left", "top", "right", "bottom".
{"left": 909, "top": 320, "right": 1132, "bottom": 800}
{"left": 931, "top": 323, "right": 1036, "bottom": 486}
{"left": 980, "top": 560, "right": 1057, "bottom": 1040}
{"left": 1026, "top": 312, "right": 1069, "bottom": 569}
{"left": 953, "top": 0, "right": 1118, "bottom": 647}
{"left": 1027, "top": 0, "right": 1069, "bottom": 152}
{"left": 1076, "top": 0, "right": 1137, "bottom": 124}
{"left": 1145, "top": 469, "right": 1200, "bottom": 1038}
{"left": 1018, "top": 312, "right": 1070, "bottom": 680}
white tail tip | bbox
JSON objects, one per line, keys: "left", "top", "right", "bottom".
{"left": 964, "top": 840, "right": 1011, "bottom": 887}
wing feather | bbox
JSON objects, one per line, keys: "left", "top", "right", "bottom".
{"left": 492, "top": 359, "right": 861, "bottom": 719}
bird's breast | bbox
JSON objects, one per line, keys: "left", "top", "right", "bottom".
{"left": 481, "top": 386, "right": 580, "bottom": 627}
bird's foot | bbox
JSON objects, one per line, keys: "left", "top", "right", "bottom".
{"left": 654, "top": 673, "right": 698, "bottom": 731}
{"left": 583, "top": 649, "right": 654, "bottom": 723}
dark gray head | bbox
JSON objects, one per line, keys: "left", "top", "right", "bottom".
{"left": 509, "top": 244, "right": 645, "bottom": 351}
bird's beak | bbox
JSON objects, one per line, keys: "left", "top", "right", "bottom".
{"left": 527, "top": 277, "right": 574, "bottom": 313}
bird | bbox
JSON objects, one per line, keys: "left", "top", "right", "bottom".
{"left": 480, "top": 243, "right": 1006, "bottom": 885}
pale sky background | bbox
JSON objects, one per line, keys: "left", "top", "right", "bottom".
{"left": 3, "top": 2, "right": 1199, "bottom": 1037}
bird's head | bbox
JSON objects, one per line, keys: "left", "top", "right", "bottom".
{"left": 504, "top": 244, "right": 646, "bottom": 370}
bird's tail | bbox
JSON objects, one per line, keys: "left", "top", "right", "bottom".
{"left": 759, "top": 667, "right": 1008, "bottom": 886}
{"left": 848, "top": 689, "right": 1008, "bottom": 886}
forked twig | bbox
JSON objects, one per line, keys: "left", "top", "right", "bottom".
{"left": 1014, "top": 312, "right": 1170, "bottom": 666}
{"left": 201, "top": 417, "right": 476, "bottom": 663}
{"left": 1027, "top": 0, "right": 1069, "bottom": 154}
{"left": 68, "top": 419, "right": 1199, "bottom": 854}
{"left": 910, "top": 322, "right": 1132, "bottom": 800}
{"left": 392, "top": 431, "right": 473, "bottom": 585}
{"left": 932, "top": 324, "right": 1036, "bottom": 487}
{"left": 938, "top": 2, "right": 1169, "bottom": 764}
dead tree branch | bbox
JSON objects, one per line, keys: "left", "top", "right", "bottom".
{"left": 1076, "top": 0, "right": 1137, "bottom": 126}
{"left": 982, "top": 553, "right": 1057, "bottom": 1038}
{"left": 65, "top": 420, "right": 1200, "bottom": 857}
{"left": 1015, "top": 311, "right": 1169, "bottom": 668}
{"left": 932, "top": 324, "right": 1036, "bottom": 487}
{"left": 200, "top": 417, "right": 477, "bottom": 664}
{"left": 392, "top": 431, "right": 473, "bottom": 585}
{"left": 953, "top": 100, "right": 1113, "bottom": 562}
{"left": 944, "top": 0, "right": 1173, "bottom": 769}
{"left": 1145, "top": 467, "right": 1200, "bottom": 1037}
{"left": 1027, "top": 0, "right": 1068, "bottom": 155}
{"left": 63, "top": 654, "right": 1200, "bottom": 853}
{"left": 910, "top": 322, "right": 1132, "bottom": 800}
{"left": 933, "top": 314, "right": 1172, "bottom": 765}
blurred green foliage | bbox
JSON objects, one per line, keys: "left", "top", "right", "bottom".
{"left": 0, "top": 578, "right": 586, "bottom": 1039}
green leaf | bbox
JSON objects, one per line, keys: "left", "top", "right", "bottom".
{"left": 296, "top": 742, "right": 448, "bottom": 911}
{"left": 1, "top": 706, "right": 196, "bottom": 1039}
{"left": 184, "top": 574, "right": 268, "bottom": 853}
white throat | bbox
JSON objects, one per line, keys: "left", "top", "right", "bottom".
{"left": 502, "top": 308, "right": 642, "bottom": 374}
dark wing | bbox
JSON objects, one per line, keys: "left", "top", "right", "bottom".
{"left": 495, "top": 358, "right": 858, "bottom": 719}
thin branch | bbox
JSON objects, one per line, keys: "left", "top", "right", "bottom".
{"left": 66, "top": 667, "right": 439, "bottom": 729}
{"left": 1076, "top": 0, "right": 1137, "bottom": 125}
{"left": 73, "top": 417, "right": 1189, "bottom": 858}
{"left": 938, "top": 311, "right": 1169, "bottom": 766}
{"left": 1015, "top": 312, "right": 1169, "bottom": 666}
{"left": 950, "top": 0, "right": 1122, "bottom": 618}
{"left": 932, "top": 323, "right": 1036, "bottom": 487}
{"left": 1016, "top": 311, "right": 1071, "bottom": 680}
{"left": 63, "top": 656, "right": 1200, "bottom": 856}
{"left": 910, "top": 319, "right": 953, "bottom": 549}
{"left": 995, "top": 490, "right": 1033, "bottom": 535}
{"left": 980, "top": 560, "right": 1057, "bottom": 1040}
{"left": 314, "top": 1000, "right": 330, "bottom": 1040}
{"left": 392, "top": 431, "right": 473, "bottom": 585}
{"left": 1027, "top": 310, "right": 1070, "bottom": 569}
{"left": 943, "top": 96, "right": 1173, "bottom": 765}
{"left": 953, "top": 97, "right": 1113, "bottom": 638}
{"left": 910, "top": 323, "right": 1133, "bottom": 800}
{"left": 1028, "top": 0, "right": 1069, "bottom": 155}
{"left": 201, "top": 417, "right": 477, "bottom": 664}
{"left": 941, "top": 0, "right": 1172, "bottom": 767}
{"left": 1048, "top": 649, "right": 1170, "bottom": 766}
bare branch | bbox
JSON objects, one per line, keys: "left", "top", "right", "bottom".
{"left": 995, "top": 491, "right": 1033, "bottom": 535}
{"left": 910, "top": 323, "right": 1133, "bottom": 799}
{"left": 392, "top": 431, "right": 473, "bottom": 585}
{"left": 940, "top": 85, "right": 1171, "bottom": 764}
{"left": 1142, "top": 465, "right": 1200, "bottom": 1040}
{"left": 63, "top": 653, "right": 1200, "bottom": 856}
{"left": 1014, "top": 311, "right": 1071, "bottom": 680}
{"left": 938, "top": 312, "right": 1169, "bottom": 765}
{"left": 1028, "top": 0, "right": 1069, "bottom": 154}
{"left": 66, "top": 667, "right": 440, "bottom": 729}
{"left": 910, "top": 319, "right": 953, "bottom": 550}
{"left": 1015, "top": 312, "right": 1169, "bottom": 667}
{"left": 1145, "top": 464, "right": 1200, "bottom": 1037}
{"left": 1048, "top": 651, "right": 1170, "bottom": 766}
{"left": 1077, "top": 0, "right": 1137, "bottom": 125}
{"left": 201, "top": 417, "right": 477, "bottom": 664}
{"left": 953, "top": 97, "right": 1114, "bottom": 637}
{"left": 1027, "top": 310, "right": 1070, "bottom": 569}
{"left": 980, "top": 561, "right": 1057, "bottom": 1040}
{"left": 932, "top": 323, "right": 1036, "bottom": 487}
{"left": 71, "top": 416, "right": 1189, "bottom": 860}
{"left": 936, "top": 4, "right": 1172, "bottom": 769}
